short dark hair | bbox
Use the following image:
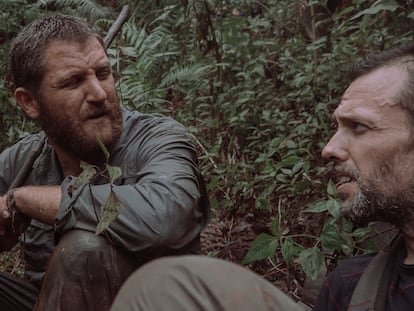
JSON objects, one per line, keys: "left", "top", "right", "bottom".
{"left": 9, "top": 14, "right": 105, "bottom": 95}
{"left": 349, "top": 43, "right": 414, "bottom": 118}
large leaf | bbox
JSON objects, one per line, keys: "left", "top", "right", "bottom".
{"left": 242, "top": 233, "right": 278, "bottom": 265}
{"left": 69, "top": 161, "right": 97, "bottom": 192}
{"left": 106, "top": 164, "right": 122, "bottom": 184}
{"left": 299, "top": 247, "right": 324, "bottom": 280}
{"left": 305, "top": 200, "right": 330, "bottom": 213}
{"left": 320, "top": 223, "right": 346, "bottom": 251}
{"left": 351, "top": 0, "right": 401, "bottom": 20}
{"left": 96, "top": 190, "right": 123, "bottom": 235}
{"left": 281, "top": 237, "right": 303, "bottom": 265}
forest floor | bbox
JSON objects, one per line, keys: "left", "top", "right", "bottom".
{"left": 200, "top": 202, "right": 327, "bottom": 309}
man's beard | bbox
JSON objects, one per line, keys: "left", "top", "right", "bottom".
{"left": 37, "top": 98, "right": 123, "bottom": 164}
{"left": 340, "top": 148, "right": 414, "bottom": 228}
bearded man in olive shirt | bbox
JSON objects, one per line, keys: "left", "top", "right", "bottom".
{"left": 0, "top": 14, "right": 209, "bottom": 311}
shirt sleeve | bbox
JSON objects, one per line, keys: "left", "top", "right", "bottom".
{"left": 55, "top": 116, "right": 208, "bottom": 256}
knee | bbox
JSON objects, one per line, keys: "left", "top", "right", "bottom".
{"left": 46, "top": 230, "right": 135, "bottom": 279}
{"left": 51, "top": 230, "right": 108, "bottom": 273}
{"left": 118, "top": 255, "right": 219, "bottom": 293}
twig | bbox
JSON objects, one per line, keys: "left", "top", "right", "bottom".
{"left": 104, "top": 5, "right": 130, "bottom": 48}
{"left": 190, "top": 133, "right": 218, "bottom": 169}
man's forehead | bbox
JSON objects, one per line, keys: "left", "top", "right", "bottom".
{"left": 43, "top": 38, "right": 108, "bottom": 70}
{"left": 45, "top": 37, "right": 104, "bottom": 55}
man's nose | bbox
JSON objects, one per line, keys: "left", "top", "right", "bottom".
{"left": 86, "top": 77, "right": 107, "bottom": 103}
{"left": 321, "top": 132, "right": 348, "bottom": 162}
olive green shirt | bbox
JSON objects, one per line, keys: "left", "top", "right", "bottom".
{"left": 0, "top": 109, "right": 209, "bottom": 286}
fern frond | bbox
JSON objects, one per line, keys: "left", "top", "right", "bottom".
{"left": 161, "top": 63, "right": 213, "bottom": 88}
{"left": 38, "top": 0, "right": 112, "bottom": 20}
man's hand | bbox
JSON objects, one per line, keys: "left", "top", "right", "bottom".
{"left": 0, "top": 194, "right": 11, "bottom": 236}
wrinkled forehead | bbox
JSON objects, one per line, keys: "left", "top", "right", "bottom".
{"left": 330, "top": 66, "right": 412, "bottom": 126}
{"left": 43, "top": 38, "right": 108, "bottom": 68}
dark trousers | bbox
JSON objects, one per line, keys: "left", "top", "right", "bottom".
{"left": 0, "top": 230, "right": 142, "bottom": 311}
{"left": 0, "top": 271, "right": 39, "bottom": 311}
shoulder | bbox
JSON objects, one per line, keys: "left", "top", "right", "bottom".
{"left": 0, "top": 132, "right": 46, "bottom": 159}
{"left": 0, "top": 132, "right": 47, "bottom": 191}
{"left": 122, "top": 109, "right": 188, "bottom": 131}
{"left": 120, "top": 109, "right": 193, "bottom": 143}
{"left": 312, "top": 253, "right": 375, "bottom": 311}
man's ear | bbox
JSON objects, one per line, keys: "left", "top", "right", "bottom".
{"left": 14, "top": 87, "right": 40, "bottom": 120}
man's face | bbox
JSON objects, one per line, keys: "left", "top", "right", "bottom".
{"left": 36, "top": 38, "right": 122, "bottom": 162}
{"left": 322, "top": 65, "right": 414, "bottom": 226}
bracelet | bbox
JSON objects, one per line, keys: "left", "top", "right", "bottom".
{"left": 6, "top": 188, "right": 18, "bottom": 228}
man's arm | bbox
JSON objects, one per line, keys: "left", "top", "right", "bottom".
{"left": 0, "top": 186, "right": 60, "bottom": 250}
{"left": 9, "top": 186, "right": 61, "bottom": 224}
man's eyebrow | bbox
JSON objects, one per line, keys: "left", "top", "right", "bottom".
{"left": 96, "top": 60, "right": 111, "bottom": 68}
{"left": 55, "top": 70, "right": 82, "bottom": 82}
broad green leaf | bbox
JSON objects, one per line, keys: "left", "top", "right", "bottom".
{"left": 242, "top": 233, "right": 278, "bottom": 265}
{"left": 299, "top": 247, "right": 324, "bottom": 280}
{"left": 305, "top": 200, "right": 329, "bottom": 213}
{"left": 327, "top": 180, "right": 337, "bottom": 197}
{"left": 69, "top": 161, "right": 97, "bottom": 192}
{"left": 351, "top": 1, "right": 400, "bottom": 20}
{"left": 281, "top": 237, "right": 303, "bottom": 265}
{"left": 321, "top": 223, "right": 345, "bottom": 251}
{"left": 291, "top": 161, "right": 303, "bottom": 175}
{"left": 342, "top": 218, "right": 354, "bottom": 233}
{"left": 106, "top": 164, "right": 122, "bottom": 184}
{"left": 281, "top": 156, "right": 301, "bottom": 166}
{"left": 352, "top": 226, "right": 373, "bottom": 242}
{"left": 326, "top": 199, "right": 340, "bottom": 218}
{"left": 270, "top": 216, "right": 281, "bottom": 238}
{"left": 96, "top": 190, "right": 123, "bottom": 235}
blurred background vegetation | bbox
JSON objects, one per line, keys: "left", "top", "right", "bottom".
{"left": 0, "top": 0, "right": 413, "bottom": 303}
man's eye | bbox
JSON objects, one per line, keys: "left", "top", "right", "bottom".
{"left": 62, "top": 77, "right": 82, "bottom": 88}
{"left": 351, "top": 122, "right": 369, "bottom": 133}
{"left": 96, "top": 69, "right": 111, "bottom": 80}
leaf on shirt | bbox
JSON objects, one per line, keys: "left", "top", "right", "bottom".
{"left": 105, "top": 163, "right": 122, "bottom": 184}
{"left": 96, "top": 190, "right": 123, "bottom": 235}
{"left": 68, "top": 161, "right": 97, "bottom": 193}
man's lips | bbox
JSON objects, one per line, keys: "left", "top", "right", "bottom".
{"left": 84, "top": 111, "right": 109, "bottom": 122}
{"left": 336, "top": 181, "right": 358, "bottom": 201}
{"left": 333, "top": 168, "right": 359, "bottom": 201}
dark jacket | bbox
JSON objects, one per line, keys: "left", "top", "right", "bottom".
{"left": 313, "top": 241, "right": 414, "bottom": 311}
{"left": 0, "top": 109, "right": 209, "bottom": 286}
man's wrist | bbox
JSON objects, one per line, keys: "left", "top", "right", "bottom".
{"left": 6, "top": 188, "right": 18, "bottom": 217}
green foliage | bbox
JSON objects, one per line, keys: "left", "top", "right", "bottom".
{"left": 243, "top": 182, "right": 375, "bottom": 280}
{"left": 1, "top": 0, "right": 414, "bottom": 280}
{"left": 0, "top": 0, "right": 44, "bottom": 150}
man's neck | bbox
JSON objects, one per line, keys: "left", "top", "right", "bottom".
{"left": 53, "top": 143, "right": 82, "bottom": 177}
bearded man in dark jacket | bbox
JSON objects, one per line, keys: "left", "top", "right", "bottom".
{"left": 0, "top": 14, "right": 209, "bottom": 311}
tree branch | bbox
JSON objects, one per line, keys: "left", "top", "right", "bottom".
{"left": 104, "top": 5, "right": 130, "bottom": 48}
